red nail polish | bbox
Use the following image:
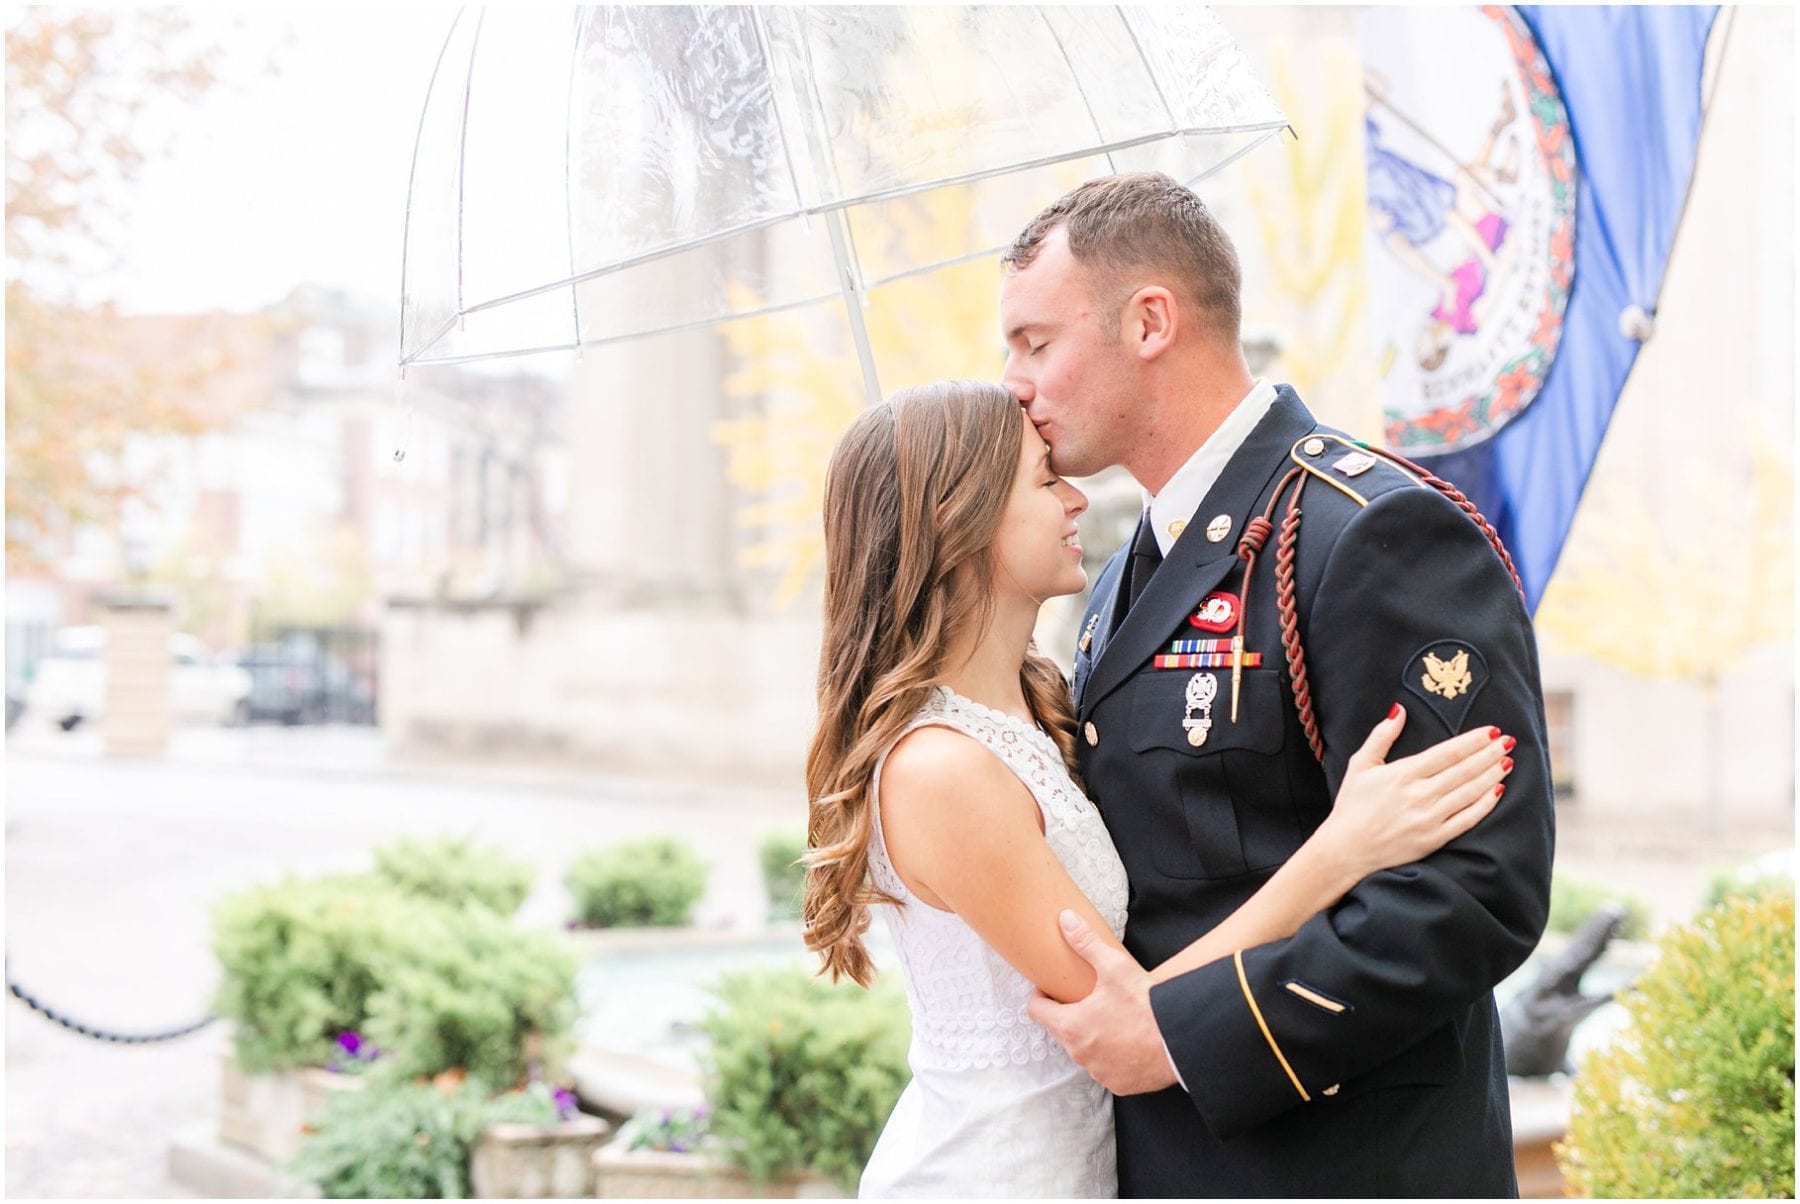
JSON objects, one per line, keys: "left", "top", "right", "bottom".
{"left": 1488, "top": 727, "right": 1502, "bottom": 740}
{"left": 1502, "top": 757, "right": 1514, "bottom": 773}
{"left": 1503, "top": 736, "right": 1517, "bottom": 752}
{"left": 1494, "top": 784, "right": 1506, "bottom": 798}
{"left": 1388, "top": 703, "right": 1401, "bottom": 721}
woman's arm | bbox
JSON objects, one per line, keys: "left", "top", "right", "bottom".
{"left": 1147, "top": 703, "right": 1512, "bottom": 985}
{"left": 878, "top": 723, "right": 1130, "bottom": 1004}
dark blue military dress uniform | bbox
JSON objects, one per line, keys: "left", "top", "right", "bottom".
{"left": 1071, "top": 386, "right": 1555, "bottom": 1198}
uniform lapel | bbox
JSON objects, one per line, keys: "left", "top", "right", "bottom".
{"left": 1079, "top": 389, "right": 1318, "bottom": 720}
{"left": 1074, "top": 546, "right": 1129, "bottom": 712}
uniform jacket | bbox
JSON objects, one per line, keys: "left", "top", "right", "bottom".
{"left": 1070, "top": 387, "right": 1554, "bottom": 1198}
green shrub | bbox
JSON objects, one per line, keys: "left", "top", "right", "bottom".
{"left": 1548, "top": 870, "right": 1652, "bottom": 941}
{"left": 564, "top": 837, "right": 706, "bottom": 927}
{"left": 1703, "top": 857, "right": 1794, "bottom": 910}
{"left": 1556, "top": 893, "right": 1794, "bottom": 1198}
{"left": 211, "top": 874, "right": 431, "bottom": 1073}
{"left": 371, "top": 834, "right": 534, "bottom": 916}
{"left": 759, "top": 829, "right": 807, "bottom": 922}
{"left": 360, "top": 902, "right": 579, "bottom": 1089}
{"left": 700, "top": 968, "right": 911, "bottom": 1191}
{"left": 213, "top": 874, "right": 577, "bottom": 1085}
{"left": 289, "top": 1078, "right": 489, "bottom": 1198}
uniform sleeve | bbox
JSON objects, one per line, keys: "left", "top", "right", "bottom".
{"left": 1148, "top": 484, "right": 1555, "bottom": 1139}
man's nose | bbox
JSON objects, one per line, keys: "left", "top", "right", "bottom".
{"left": 1002, "top": 359, "right": 1033, "bottom": 403}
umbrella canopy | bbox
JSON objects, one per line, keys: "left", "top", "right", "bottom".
{"left": 400, "top": 6, "right": 1287, "bottom": 399}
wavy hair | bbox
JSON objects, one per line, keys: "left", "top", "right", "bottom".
{"left": 802, "top": 380, "right": 1080, "bottom": 986}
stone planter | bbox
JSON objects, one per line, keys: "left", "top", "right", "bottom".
{"left": 1510, "top": 1077, "right": 1573, "bottom": 1198}
{"left": 591, "top": 1141, "right": 843, "bottom": 1199}
{"left": 470, "top": 1116, "right": 613, "bottom": 1198}
{"left": 217, "top": 1049, "right": 365, "bottom": 1165}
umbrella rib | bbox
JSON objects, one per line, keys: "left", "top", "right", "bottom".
{"left": 1118, "top": 7, "right": 1180, "bottom": 130}
{"left": 1036, "top": 7, "right": 1116, "bottom": 175}
{"left": 399, "top": 8, "right": 469, "bottom": 364}
{"left": 1182, "top": 126, "right": 1288, "bottom": 190}
{"left": 455, "top": 9, "right": 488, "bottom": 318}
{"left": 749, "top": 7, "right": 809, "bottom": 215}
{"left": 562, "top": 8, "right": 587, "bottom": 355}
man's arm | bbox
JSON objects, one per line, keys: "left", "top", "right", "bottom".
{"left": 1152, "top": 484, "right": 1554, "bottom": 1138}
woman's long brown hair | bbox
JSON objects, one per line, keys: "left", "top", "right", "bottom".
{"left": 803, "top": 380, "right": 1080, "bottom": 986}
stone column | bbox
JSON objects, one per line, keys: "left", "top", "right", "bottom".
{"left": 98, "top": 595, "right": 174, "bottom": 757}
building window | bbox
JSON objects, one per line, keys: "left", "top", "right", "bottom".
{"left": 1544, "top": 689, "right": 1576, "bottom": 802}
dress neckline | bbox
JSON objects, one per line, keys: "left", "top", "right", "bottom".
{"left": 932, "top": 685, "right": 1058, "bottom": 747}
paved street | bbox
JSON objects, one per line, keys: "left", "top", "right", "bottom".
{"left": 4, "top": 723, "right": 804, "bottom": 1199}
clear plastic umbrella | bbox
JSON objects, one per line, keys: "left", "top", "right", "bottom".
{"left": 399, "top": 6, "right": 1287, "bottom": 402}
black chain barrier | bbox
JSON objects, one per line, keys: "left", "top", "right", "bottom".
{"left": 6, "top": 960, "right": 217, "bottom": 1044}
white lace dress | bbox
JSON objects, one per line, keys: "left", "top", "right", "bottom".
{"left": 859, "top": 687, "right": 1130, "bottom": 1199}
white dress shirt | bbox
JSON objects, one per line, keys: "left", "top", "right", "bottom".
{"left": 1143, "top": 378, "right": 1280, "bottom": 555}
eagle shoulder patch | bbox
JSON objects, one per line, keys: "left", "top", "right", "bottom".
{"left": 1402, "top": 641, "right": 1490, "bottom": 732}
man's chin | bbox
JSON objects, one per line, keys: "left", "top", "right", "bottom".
{"left": 1048, "top": 448, "right": 1101, "bottom": 479}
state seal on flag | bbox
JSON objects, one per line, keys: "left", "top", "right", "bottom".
{"left": 1361, "top": 5, "right": 1576, "bottom": 455}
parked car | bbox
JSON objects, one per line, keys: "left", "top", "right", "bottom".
{"left": 23, "top": 626, "right": 253, "bottom": 730}
{"left": 233, "top": 642, "right": 376, "bottom": 726}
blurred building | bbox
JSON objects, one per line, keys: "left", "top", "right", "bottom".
{"left": 5, "top": 287, "right": 566, "bottom": 713}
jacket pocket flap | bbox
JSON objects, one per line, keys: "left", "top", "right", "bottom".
{"left": 1129, "top": 668, "right": 1286, "bottom": 755}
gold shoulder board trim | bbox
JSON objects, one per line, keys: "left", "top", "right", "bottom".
{"left": 1288, "top": 434, "right": 1426, "bottom": 509}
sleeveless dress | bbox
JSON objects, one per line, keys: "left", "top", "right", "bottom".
{"left": 859, "top": 687, "right": 1131, "bottom": 1199}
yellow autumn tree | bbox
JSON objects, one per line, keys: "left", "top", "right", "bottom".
{"left": 1537, "top": 429, "right": 1793, "bottom": 824}
{"left": 1233, "top": 39, "right": 1378, "bottom": 435}
{"left": 5, "top": 10, "right": 245, "bottom": 569}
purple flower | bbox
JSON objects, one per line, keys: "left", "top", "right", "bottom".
{"left": 669, "top": 1141, "right": 688, "bottom": 1154}
{"left": 552, "top": 1087, "right": 578, "bottom": 1119}
{"left": 336, "top": 1032, "right": 363, "bottom": 1056}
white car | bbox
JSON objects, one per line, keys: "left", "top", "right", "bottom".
{"left": 24, "top": 626, "right": 253, "bottom": 730}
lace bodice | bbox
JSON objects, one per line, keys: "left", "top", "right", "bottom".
{"left": 867, "top": 686, "right": 1130, "bottom": 1073}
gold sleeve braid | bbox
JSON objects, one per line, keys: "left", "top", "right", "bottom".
{"left": 1234, "top": 948, "right": 1310, "bottom": 1103}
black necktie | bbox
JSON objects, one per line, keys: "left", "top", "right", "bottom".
{"left": 1126, "top": 512, "right": 1164, "bottom": 610}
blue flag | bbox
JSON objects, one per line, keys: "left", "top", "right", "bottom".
{"left": 1360, "top": 6, "right": 1719, "bottom": 612}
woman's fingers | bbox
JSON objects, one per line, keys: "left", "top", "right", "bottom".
{"left": 1396, "top": 722, "right": 1506, "bottom": 779}
{"left": 1421, "top": 731, "right": 1512, "bottom": 796}
{"left": 1432, "top": 760, "right": 1512, "bottom": 831}
{"left": 1347, "top": 702, "right": 1408, "bottom": 772}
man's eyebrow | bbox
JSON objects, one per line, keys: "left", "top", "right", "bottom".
{"left": 1004, "top": 321, "right": 1042, "bottom": 343}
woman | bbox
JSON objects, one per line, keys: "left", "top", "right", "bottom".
{"left": 802, "top": 381, "right": 1513, "bottom": 1198}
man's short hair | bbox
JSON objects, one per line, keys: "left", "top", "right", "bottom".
{"left": 1002, "top": 172, "right": 1242, "bottom": 337}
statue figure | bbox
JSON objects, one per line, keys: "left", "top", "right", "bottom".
{"left": 1502, "top": 903, "right": 1627, "bottom": 1077}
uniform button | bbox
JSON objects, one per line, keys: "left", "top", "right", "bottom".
{"left": 1167, "top": 519, "right": 1187, "bottom": 541}
{"left": 1205, "top": 514, "right": 1232, "bottom": 542}
{"left": 1303, "top": 437, "right": 1326, "bottom": 456}
{"left": 1084, "top": 722, "right": 1099, "bottom": 747}
{"left": 1323, "top": 1084, "right": 1340, "bottom": 1096}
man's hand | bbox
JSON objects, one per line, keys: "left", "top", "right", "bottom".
{"left": 1026, "top": 910, "right": 1178, "bottom": 1095}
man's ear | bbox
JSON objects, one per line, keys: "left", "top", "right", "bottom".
{"left": 1125, "top": 286, "right": 1178, "bottom": 362}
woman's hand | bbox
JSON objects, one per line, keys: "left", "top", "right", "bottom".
{"left": 1316, "top": 703, "right": 1514, "bottom": 882}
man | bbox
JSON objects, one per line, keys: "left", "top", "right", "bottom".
{"left": 999, "top": 172, "right": 1554, "bottom": 1197}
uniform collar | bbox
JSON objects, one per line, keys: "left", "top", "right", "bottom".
{"left": 1142, "top": 378, "right": 1279, "bottom": 556}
